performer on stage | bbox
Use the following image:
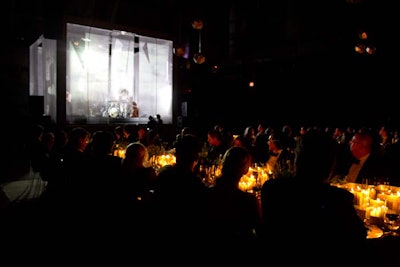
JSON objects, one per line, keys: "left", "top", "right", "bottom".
{"left": 119, "top": 88, "right": 132, "bottom": 118}
{"left": 131, "top": 101, "right": 139, "bottom": 117}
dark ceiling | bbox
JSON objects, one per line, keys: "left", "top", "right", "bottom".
{"left": 8, "top": 0, "right": 396, "bottom": 64}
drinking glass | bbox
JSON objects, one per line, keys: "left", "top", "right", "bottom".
{"left": 384, "top": 210, "right": 400, "bottom": 236}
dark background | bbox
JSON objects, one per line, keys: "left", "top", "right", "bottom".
{"left": 4, "top": 0, "right": 399, "bottom": 133}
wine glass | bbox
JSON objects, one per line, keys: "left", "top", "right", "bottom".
{"left": 384, "top": 210, "right": 400, "bottom": 236}
{"left": 251, "top": 163, "right": 262, "bottom": 192}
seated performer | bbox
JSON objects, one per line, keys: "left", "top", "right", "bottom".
{"left": 131, "top": 101, "right": 139, "bottom": 118}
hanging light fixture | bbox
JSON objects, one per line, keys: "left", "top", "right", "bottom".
{"left": 192, "top": 19, "right": 205, "bottom": 64}
{"left": 354, "top": 30, "right": 376, "bottom": 55}
{"left": 192, "top": 19, "right": 203, "bottom": 30}
{"left": 174, "top": 44, "right": 187, "bottom": 57}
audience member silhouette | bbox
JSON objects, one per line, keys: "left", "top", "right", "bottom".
{"left": 53, "top": 128, "right": 68, "bottom": 155}
{"left": 280, "top": 124, "right": 296, "bottom": 167}
{"left": 173, "top": 126, "right": 194, "bottom": 147}
{"left": 259, "top": 129, "right": 368, "bottom": 264}
{"left": 146, "top": 129, "right": 163, "bottom": 157}
{"left": 119, "top": 142, "right": 158, "bottom": 213}
{"left": 264, "top": 133, "right": 290, "bottom": 178}
{"left": 155, "top": 114, "right": 164, "bottom": 138}
{"left": 232, "top": 134, "right": 247, "bottom": 148}
{"left": 113, "top": 125, "right": 128, "bottom": 149}
{"left": 153, "top": 134, "right": 208, "bottom": 246}
{"left": 85, "top": 130, "right": 122, "bottom": 206}
{"left": 253, "top": 123, "right": 269, "bottom": 164}
{"left": 29, "top": 124, "right": 45, "bottom": 173}
{"left": 136, "top": 125, "right": 149, "bottom": 146}
{"left": 206, "top": 128, "right": 228, "bottom": 165}
{"left": 377, "top": 125, "right": 393, "bottom": 156}
{"left": 343, "top": 130, "right": 386, "bottom": 184}
{"left": 383, "top": 137, "right": 400, "bottom": 186}
{"left": 56, "top": 127, "right": 91, "bottom": 210}
{"left": 36, "top": 127, "right": 92, "bottom": 242}
{"left": 38, "top": 131, "right": 55, "bottom": 181}
{"left": 242, "top": 125, "right": 255, "bottom": 152}
{"left": 204, "top": 146, "right": 261, "bottom": 252}
{"left": 147, "top": 115, "right": 158, "bottom": 132}
{"left": 330, "top": 127, "right": 352, "bottom": 179}
{"left": 123, "top": 124, "right": 137, "bottom": 144}
{"left": 375, "top": 125, "right": 400, "bottom": 186}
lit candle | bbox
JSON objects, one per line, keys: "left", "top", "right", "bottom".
{"left": 386, "top": 193, "right": 400, "bottom": 214}
{"left": 369, "top": 198, "right": 385, "bottom": 207}
{"left": 118, "top": 149, "right": 126, "bottom": 159}
{"left": 359, "top": 189, "right": 370, "bottom": 210}
{"left": 366, "top": 205, "right": 387, "bottom": 219}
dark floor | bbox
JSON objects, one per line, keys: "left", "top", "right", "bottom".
{"left": 1, "top": 154, "right": 400, "bottom": 266}
{"left": 1, "top": 167, "right": 46, "bottom": 205}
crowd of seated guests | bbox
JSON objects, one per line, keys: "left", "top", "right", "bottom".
{"left": 2, "top": 121, "right": 400, "bottom": 263}
{"left": 330, "top": 126, "right": 400, "bottom": 186}
{"left": 29, "top": 122, "right": 400, "bottom": 204}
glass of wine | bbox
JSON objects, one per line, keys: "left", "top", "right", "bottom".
{"left": 384, "top": 210, "right": 400, "bottom": 236}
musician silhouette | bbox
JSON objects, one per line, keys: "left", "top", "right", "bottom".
{"left": 119, "top": 88, "right": 132, "bottom": 118}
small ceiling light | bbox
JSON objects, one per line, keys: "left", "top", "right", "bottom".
{"left": 366, "top": 46, "right": 376, "bottom": 55}
{"left": 211, "top": 65, "right": 219, "bottom": 73}
{"left": 355, "top": 44, "right": 365, "bottom": 54}
{"left": 359, "top": 32, "right": 368, "bottom": 40}
{"left": 174, "top": 45, "right": 187, "bottom": 57}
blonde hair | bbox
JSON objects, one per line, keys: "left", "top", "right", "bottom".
{"left": 123, "top": 142, "right": 148, "bottom": 169}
